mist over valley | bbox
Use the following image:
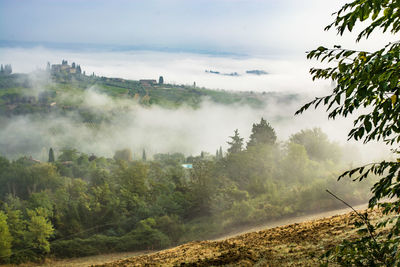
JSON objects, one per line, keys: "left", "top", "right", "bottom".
{"left": 0, "top": 0, "right": 398, "bottom": 265}
{"left": 0, "top": 48, "right": 388, "bottom": 162}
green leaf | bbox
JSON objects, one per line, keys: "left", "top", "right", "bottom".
{"left": 335, "top": 94, "right": 341, "bottom": 104}
{"left": 365, "top": 120, "right": 372, "bottom": 132}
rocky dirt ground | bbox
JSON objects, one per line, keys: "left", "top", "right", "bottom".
{"left": 96, "top": 209, "right": 381, "bottom": 267}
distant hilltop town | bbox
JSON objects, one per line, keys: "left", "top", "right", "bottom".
{"left": 48, "top": 60, "right": 164, "bottom": 86}
{"left": 49, "top": 60, "right": 82, "bottom": 75}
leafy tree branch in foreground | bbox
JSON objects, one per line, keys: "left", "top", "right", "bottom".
{"left": 296, "top": 0, "right": 400, "bottom": 265}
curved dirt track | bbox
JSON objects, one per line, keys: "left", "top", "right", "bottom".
{"left": 212, "top": 204, "right": 367, "bottom": 241}
{"left": 96, "top": 204, "right": 372, "bottom": 267}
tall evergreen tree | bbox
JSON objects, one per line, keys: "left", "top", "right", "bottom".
{"left": 142, "top": 149, "right": 147, "bottom": 161}
{"left": 219, "top": 146, "right": 223, "bottom": 158}
{"left": 227, "top": 129, "right": 244, "bottom": 154}
{"left": 3, "top": 65, "right": 12, "bottom": 75}
{"left": 48, "top": 148, "right": 55, "bottom": 163}
{"left": 159, "top": 76, "right": 164, "bottom": 84}
{"left": 247, "top": 118, "right": 276, "bottom": 148}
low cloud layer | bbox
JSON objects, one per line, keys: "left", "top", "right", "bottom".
{"left": 0, "top": 48, "right": 390, "bottom": 163}
{"left": 0, "top": 86, "right": 389, "bottom": 164}
{"left": 0, "top": 47, "right": 329, "bottom": 94}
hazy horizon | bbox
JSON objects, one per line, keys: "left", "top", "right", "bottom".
{"left": 0, "top": 46, "right": 330, "bottom": 94}
{"left": 0, "top": 0, "right": 395, "bottom": 56}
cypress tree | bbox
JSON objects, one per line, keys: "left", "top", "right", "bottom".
{"left": 142, "top": 149, "right": 147, "bottom": 161}
{"left": 48, "top": 148, "right": 55, "bottom": 162}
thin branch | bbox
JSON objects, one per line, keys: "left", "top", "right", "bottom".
{"left": 326, "top": 189, "right": 378, "bottom": 245}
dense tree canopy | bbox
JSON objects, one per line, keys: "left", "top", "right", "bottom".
{"left": 0, "top": 121, "right": 370, "bottom": 263}
{"left": 289, "top": 128, "right": 341, "bottom": 162}
{"left": 0, "top": 211, "right": 12, "bottom": 263}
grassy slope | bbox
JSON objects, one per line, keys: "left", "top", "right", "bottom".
{"left": 0, "top": 72, "right": 282, "bottom": 115}
{"left": 94, "top": 209, "right": 384, "bottom": 267}
{"left": 23, "top": 208, "right": 381, "bottom": 267}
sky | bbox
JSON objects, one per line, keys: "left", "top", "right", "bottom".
{"left": 1, "top": 0, "right": 389, "bottom": 56}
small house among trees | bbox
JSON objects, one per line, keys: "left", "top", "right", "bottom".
{"left": 140, "top": 79, "right": 157, "bottom": 86}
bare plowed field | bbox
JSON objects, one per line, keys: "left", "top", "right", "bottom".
{"left": 97, "top": 209, "right": 379, "bottom": 267}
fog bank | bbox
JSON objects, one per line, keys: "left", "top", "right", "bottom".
{"left": 0, "top": 88, "right": 389, "bottom": 163}
{"left": 0, "top": 47, "right": 329, "bottom": 94}
{"left": 0, "top": 48, "right": 390, "bottom": 163}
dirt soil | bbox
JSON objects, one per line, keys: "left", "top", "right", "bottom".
{"left": 96, "top": 209, "right": 381, "bottom": 267}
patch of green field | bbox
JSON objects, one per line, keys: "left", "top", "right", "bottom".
{"left": 0, "top": 71, "right": 290, "bottom": 117}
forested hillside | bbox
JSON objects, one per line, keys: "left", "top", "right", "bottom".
{"left": 0, "top": 62, "right": 303, "bottom": 161}
{"left": 2, "top": 0, "right": 400, "bottom": 265}
{"left": 0, "top": 62, "right": 375, "bottom": 264}
{"left": 0, "top": 116, "right": 372, "bottom": 263}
